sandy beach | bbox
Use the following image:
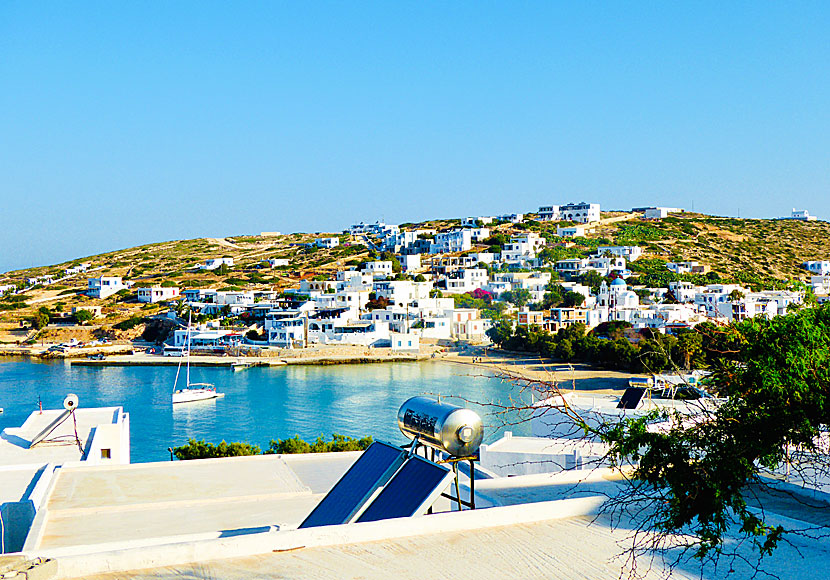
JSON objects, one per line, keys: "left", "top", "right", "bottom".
{"left": 440, "top": 348, "right": 637, "bottom": 394}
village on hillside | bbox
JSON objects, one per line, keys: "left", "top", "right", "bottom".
{"left": 0, "top": 204, "right": 828, "bottom": 359}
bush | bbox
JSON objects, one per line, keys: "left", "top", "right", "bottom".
{"left": 173, "top": 439, "right": 261, "bottom": 460}
{"left": 74, "top": 309, "right": 95, "bottom": 324}
{"left": 113, "top": 316, "right": 145, "bottom": 331}
{"left": 32, "top": 310, "right": 49, "bottom": 330}
{"left": 268, "top": 433, "right": 373, "bottom": 454}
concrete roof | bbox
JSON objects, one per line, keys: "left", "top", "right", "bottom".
{"left": 25, "top": 453, "right": 360, "bottom": 554}
{"left": 57, "top": 503, "right": 830, "bottom": 580}
{"left": 0, "top": 407, "right": 121, "bottom": 467}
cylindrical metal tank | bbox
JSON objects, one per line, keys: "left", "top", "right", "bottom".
{"left": 397, "top": 396, "right": 484, "bottom": 457}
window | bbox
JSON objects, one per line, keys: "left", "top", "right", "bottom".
{"left": 101, "top": 449, "right": 111, "bottom": 459}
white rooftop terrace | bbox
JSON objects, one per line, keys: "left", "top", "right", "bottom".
{"left": 0, "top": 407, "right": 128, "bottom": 467}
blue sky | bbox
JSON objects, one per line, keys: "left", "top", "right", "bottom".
{"left": 1, "top": 2, "right": 829, "bottom": 273}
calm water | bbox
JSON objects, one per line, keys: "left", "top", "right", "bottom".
{"left": 0, "top": 358, "right": 532, "bottom": 463}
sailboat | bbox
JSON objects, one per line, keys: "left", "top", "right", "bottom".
{"left": 172, "top": 313, "right": 225, "bottom": 404}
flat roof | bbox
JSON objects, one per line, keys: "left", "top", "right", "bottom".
{"left": 28, "top": 453, "right": 359, "bottom": 552}
{"left": 0, "top": 407, "right": 122, "bottom": 467}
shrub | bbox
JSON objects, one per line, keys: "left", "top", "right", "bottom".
{"left": 173, "top": 439, "right": 261, "bottom": 460}
{"left": 113, "top": 316, "right": 145, "bottom": 331}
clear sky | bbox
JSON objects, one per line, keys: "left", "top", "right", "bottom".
{"left": 2, "top": 2, "right": 829, "bottom": 273}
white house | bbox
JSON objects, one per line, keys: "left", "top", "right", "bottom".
{"left": 373, "top": 280, "right": 432, "bottom": 305}
{"left": 642, "top": 207, "right": 683, "bottom": 219}
{"left": 362, "top": 261, "right": 394, "bottom": 279}
{"left": 787, "top": 209, "right": 817, "bottom": 221}
{"left": 315, "top": 237, "right": 340, "bottom": 249}
{"left": 137, "top": 286, "right": 180, "bottom": 303}
{"left": 586, "top": 256, "right": 628, "bottom": 277}
{"left": 668, "top": 281, "right": 700, "bottom": 303}
{"left": 537, "top": 205, "right": 560, "bottom": 221}
{"left": 804, "top": 261, "right": 830, "bottom": 276}
{"left": 430, "top": 230, "right": 472, "bottom": 254}
{"left": 502, "top": 232, "right": 545, "bottom": 265}
{"left": 694, "top": 284, "right": 748, "bottom": 318}
{"left": 0, "top": 284, "right": 16, "bottom": 296}
{"left": 266, "top": 316, "right": 307, "bottom": 348}
{"left": 266, "top": 258, "right": 290, "bottom": 268}
{"left": 496, "top": 213, "right": 524, "bottom": 224}
{"left": 87, "top": 276, "right": 128, "bottom": 299}
{"left": 667, "top": 261, "right": 710, "bottom": 274}
{"left": 172, "top": 324, "right": 241, "bottom": 348}
{"left": 400, "top": 254, "right": 421, "bottom": 272}
{"left": 596, "top": 246, "right": 642, "bottom": 261}
{"left": 64, "top": 262, "right": 91, "bottom": 276}
{"left": 560, "top": 202, "right": 600, "bottom": 223}
{"left": 390, "top": 332, "right": 420, "bottom": 352}
{"left": 556, "top": 225, "right": 586, "bottom": 238}
{"left": 446, "top": 308, "right": 491, "bottom": 341}
{"left": 444, "top": 268, "right": 489, "bottom": 294}
{"left": 554, "top": 259, "right": 589, "bottom": 275}
{"left": 202, "top": 257, "right": 234, "bottom": 271}
{"left": 461, "top": 216, "right": 494, "bottom": 226}
{"left": 469, "top": 227, "right": 490, "bottom": 242}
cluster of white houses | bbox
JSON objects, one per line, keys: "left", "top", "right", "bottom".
{"left": 60, "top": 203, "right": 827, "bottom": 351}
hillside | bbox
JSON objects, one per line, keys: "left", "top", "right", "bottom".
{"left": 1, "top": 212, "right": 829, "bottom": 345}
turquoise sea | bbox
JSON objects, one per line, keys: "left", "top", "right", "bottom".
{"left": 0, "top": 358, "right": 532, "bottom": 463}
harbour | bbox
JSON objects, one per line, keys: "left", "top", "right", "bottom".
{"left": 0, "top": 357, "right": 531, "bottom": 463}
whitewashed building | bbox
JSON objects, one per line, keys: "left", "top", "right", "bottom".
{"left": 137, "top": 286, "right": 180, "bottom": 303}
{"left": 804, "top": 261, "right": 830, "bottom": 276}
{"left": 430, "top": 230, "right": 472, "bottom": 254}
{"left": 596, "top": 246, "right": 642, "bottom": 261}
{"left": 787, "top": 209, "right": 817, "bottom": 221}
{"left": 556, "top": 225, "right": 586, "bottom": 237}
{"left": 202, "top": 257, "right": 234, "bottom": 270}
{"left": 444, "top": 268, "right": 489, "bottom": 294}
{"left": 390, "top": 332, "right": 420, "bottom": 352}
{"left": 362, "top": 261, "right": 394, "bottom": 279}
{"left": 86, "top": 276, "right": 128, "bottom": 299}
{"left": 315, "top": 237, "right": 340, "bottom": 249}
{"left": 496, "top": 213, "right": 524, "bottom": 224}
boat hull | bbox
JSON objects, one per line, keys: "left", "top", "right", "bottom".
{"left": 172, "top": 389, "right": 225, "bottom": 404}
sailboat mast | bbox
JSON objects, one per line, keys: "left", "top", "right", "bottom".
{"left": 186, "top": 312, "right": 191, "bottom": 387}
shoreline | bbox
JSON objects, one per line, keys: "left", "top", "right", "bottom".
{"left": 2, "top": 343, "right": 636, "bottom": 393}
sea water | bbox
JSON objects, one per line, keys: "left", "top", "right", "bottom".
{"left": 0, "top": 358, "right": 533, "bottom": 463}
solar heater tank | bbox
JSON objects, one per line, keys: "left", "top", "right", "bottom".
{"left": 398, "top": 396, "right": 484, "bottom": 456}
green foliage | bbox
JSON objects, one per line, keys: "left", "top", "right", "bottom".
{"left": 561, "top": 290, "right": 585, "bottom": 307}
{"left": 268, "top": 433, "right": 373, "bottom": 454}
{"left": 501, "top": 288, "right": 532, "bottom": 308}
{"left": 32, "top": 309, "right": 49, "bottom": 330}
{"left": 173, "top": 438, "right": 261, "bottom": 460}
{"left": 73, "top": 309, "right": 95, "bottom": 323}
{"left": 602, "top": 305, "right": 830, "bottom": 559}
{"left": 491, "top": 321, "right": 711, "bottom": 373}
{"left": 613, "top": 223, "right": 665, "bottom": 244}
{"left": 113, "top": 316, "right": 145, "bottom": 331}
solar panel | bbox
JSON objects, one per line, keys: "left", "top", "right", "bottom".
{"left": 355, "top": 454, "right": 453, "bottom": 523}
{"left": 299, "top": 441, "right": 407, "bottom": 529}
{"left": 617, "top": 386, "right": 646, "bottom": 409}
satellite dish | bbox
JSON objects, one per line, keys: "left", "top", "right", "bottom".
{"left": 63, "top": 393, "right": 79, "bottom": 411}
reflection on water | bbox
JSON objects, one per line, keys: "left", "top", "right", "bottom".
{"left": 172, "top": 398, "right": 218, "bottom": 442}
{"left": 0, "top": 359, "right": 532, "bottom": 463}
